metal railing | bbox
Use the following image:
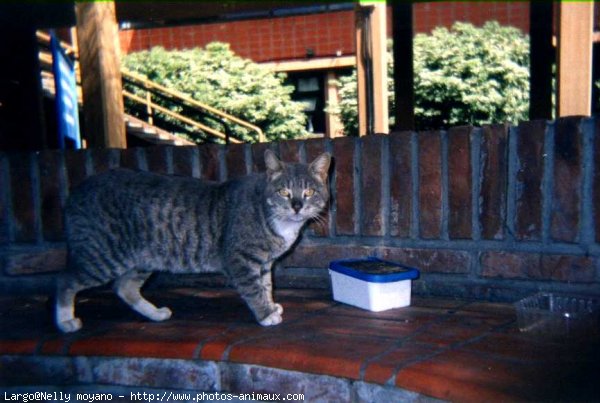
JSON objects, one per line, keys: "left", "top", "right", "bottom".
{"left": 36, "top": 30, "right": 264, "bottom": 144}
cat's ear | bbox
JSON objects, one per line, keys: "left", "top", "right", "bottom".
{"left": 264, "top": 149, "right": 285, "bottom": 180}
{"left": 309, "top": 152, "right": 331, "bottom": 183}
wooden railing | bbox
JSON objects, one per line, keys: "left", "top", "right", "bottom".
{"left": 121, "top": 69, "right": 265, "bottom": 144}
{"left": 36, "top": 31, "right": 265, "bottom": 144}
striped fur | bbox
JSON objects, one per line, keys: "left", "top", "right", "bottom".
{"left": 55, "top": 150, "right": 330, "bottom": 332}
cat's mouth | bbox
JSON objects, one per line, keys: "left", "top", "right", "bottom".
{"left": 287, "top": 214, "right": 307, "bottom": 222}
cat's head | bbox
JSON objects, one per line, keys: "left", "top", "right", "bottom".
{"left": 264, "top": 149, "right": 331, "bottom": 224}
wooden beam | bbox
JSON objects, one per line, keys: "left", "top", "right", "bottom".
{"left": 529, "top": 2, "right": 553, "bottom": 120}
{"left": 391, "top": 1, "right": 415, "bottom": 131}
{"left": 356, "top": 2, "right": 389, "bottom": 136}
{"left": 556, "top": 2, "right": 594, "bottom": 117}
{"left": 75, "top": 1, "right": 126, "bottom": 148}
{"left": 261, "top": 56, "right": 356, "bottom": 73}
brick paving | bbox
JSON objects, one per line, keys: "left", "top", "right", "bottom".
{"left": 1, "top": 288, "right": 598, "bottom": 402}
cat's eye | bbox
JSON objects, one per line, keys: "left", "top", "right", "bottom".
{"left": 278, "top": 188, "right": 291, "bottom": 198}
{"left": 304, "top": 188, "right": 315, "bottom": 198}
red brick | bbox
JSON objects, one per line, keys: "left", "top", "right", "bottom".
{"left": 250, "top": 142, "right": 273, "bottom": 174}
{"left": 540, "top": 254, "right": 597, "bottom": 282}
{"left": 479, "top": 124, "right": 508, "bottom": 240}
{"left": 463, "top": 331, "right": 589, "bottom": 366}
{"left": 120, "top": 147, "right": 143, "bottom": 170}
{"left": 280, "top": 244, "right": 375, "bottom": 268}
{"left": 0, "top": 340, "right": 39, "bottom": 355}
{"left": 282, "top": 244, "right": 471, "bottom": 274}
{"left": 90, "top": 148, "right": 120, "bottom": 175}
{"left": 305, "top": 138, "right": 328, "bottom": 166}
{"left": 0, "top": 153, "right": 10, "bottom": 244}
{"left": 145, "top": 146, "right": 170, "bottom": 174}
{"left": 596, "top": 117, "right": 600, "bottom": 243}
{"left": 38, "top": 150, "right": 65, "bottom": 242}
{"left": 305, "top": 138, "right": 330, "bottom": 237}
{"left": 381, "top": 247, "right": 471, "bottom": 274}
{"left": 227, "top": 333, "right": 383, "bottom": 381}
{"left": 551, "top": 117, "right": 583, "bottom": 243}
{"left": 480, "top": 251, "right": 596, "bottom": 282}
{"left": 64, "top": 149, "right": 89, "bottom": 189}
{"left": 39, "top": 339, "right": 68, "bottom": 355}
{"left": 225, "top": 143, "right": 247, "bottom": 179}
{"left": 121, "top": 10, "right": 358, "bottom": 62}
{"left": 171, "top": 146, "right": 198, "bottom": 177}
{"left": 4, "top": 247, "right": 66, "bottom": 275}
{"left": 199, "top": 143, "right": 221, "bottom": 181}
{"left": 448, "top": 126, "right": 473, "bottom": 239}
{"left": 69, "top": 315, "right": 229, "bottom": 361}
{"left": 361, "top": 135, "right": 384, "bottom": 236}
{"left": 363, "top": 341, "right": 437, "bottom": 384}
{"left": 481, "top": 251, "right": 538, "bottom": 279}
{"left": 388, "top": 131, "right": 412, "bottom": 238}
{"left": 418, "top": 131, "right": 442, "bottom": 239}
{"left": 70, "top": 337, "right": 199, "bottom": 360}
{"left": 333, "top": 137, "right": 357, "bottom": 235}
{"left": 395, "top": 350, "right": 526, "bottom": 402}
{"left": 9, "top": 153, "right": 36, "bottom": 242}
{"left": 515, "top": 120, "right": 545, "bottom": 241}
{"left": 278, "top": 140, "right": 302, "bottom": 164}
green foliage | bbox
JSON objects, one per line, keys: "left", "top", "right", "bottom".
{"left": 329, "top": 71, "right": 358, "bottom": 136}
{"left": 123, "top": 43, "right": 307, "bottom": 143}
{"left": 332, "top": 22, "right": 530, "bottom": 135}
{"left": 415, "top": 22, "right": 529, "bottom": 128}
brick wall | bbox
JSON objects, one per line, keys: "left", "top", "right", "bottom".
{"left": 119, "top": 10, "right": 357, "bottom": 62}
{"left": 413, "top": 2, "right": 529, "bottom": 34}
{"left": 1, "top": 117, "right": 599, "bottom": 301}
{"left": 119, "top": 3, "right": 530, "bottom": 61}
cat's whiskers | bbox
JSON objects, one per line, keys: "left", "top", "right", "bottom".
{"left": 306, "top": 210, "right": 327, "bottom": 230}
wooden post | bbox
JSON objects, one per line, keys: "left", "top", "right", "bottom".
{"left": 355, "top": 2, "right": 388, "bottom": 136}
{"left": 325, "top": 71, "right": 344, "bottom": 138}
{"left": 356, "top": 6, "right": 368, "bottom": 136}
{"left": 529, "top": 2, "right": 553, "bottom": 120}
{"left": 75, "top": 1, "right": 126, "bottom": 148}
{"left": 556, "top": 2, "right": 594, "bottom": 117}
{"left": 391, "top": 1, "right": 415, "bottom": 131}
{"left": 0, "top": 25, "right": 47, "bottom": 150}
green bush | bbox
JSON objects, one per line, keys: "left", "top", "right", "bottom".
{"left": 332, "top": 22, "right": 530, "bottom": 135}
{"left": 123, "top": 43, "right": 308, "bottom": 143}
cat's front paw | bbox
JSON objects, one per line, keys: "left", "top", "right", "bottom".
{"left": 274, "top": 303, "right": 283, "bottom": 315}
{"left": 57, "top": 318, "right": 82, "bottom": 333}
{"left": 259, "top": 309, "right": 282, "bottom": 326}
{"left": 149, "top": 307, "right": 172, "bottom": 322}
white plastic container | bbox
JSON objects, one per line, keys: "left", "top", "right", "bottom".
{"left": 328, "top": 257, "right": 419, "bottom": 312}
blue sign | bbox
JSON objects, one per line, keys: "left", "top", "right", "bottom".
{"left": 51, "top": 32, "right": 81, "bottom": 149}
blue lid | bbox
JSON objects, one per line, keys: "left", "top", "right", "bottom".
{"left": 329, "top": 257, "right": 419, "bottom": 283}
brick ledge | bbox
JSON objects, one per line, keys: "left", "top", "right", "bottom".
{"left": 1, "top": 289, "right": 599, "bottom": 402}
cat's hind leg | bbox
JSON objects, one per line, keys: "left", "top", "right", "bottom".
{"left": 114, "top": 271, "right": 172, "bottom": 322}
{"left": 56, "top": 277, "right": 85, "bottom": 333}
{"left": 56, "top": 272, "right": 105, "bottom": 333}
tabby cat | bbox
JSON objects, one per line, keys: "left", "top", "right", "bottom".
{"left": 56, "top": 150, "right": 330, "bottom": 333}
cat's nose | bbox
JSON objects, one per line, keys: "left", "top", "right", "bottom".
{"left": 291, "top": 199, "right": 303, "bottom": 213}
